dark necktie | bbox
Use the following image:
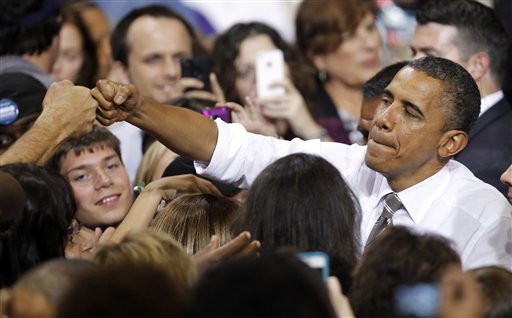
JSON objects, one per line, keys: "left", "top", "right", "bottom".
{"left": 366, "top": 193, "right": 403, "bottom": 247}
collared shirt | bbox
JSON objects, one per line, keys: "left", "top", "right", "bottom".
{"left": 107, "top": 121, "right": 144, "bottom": 185}
{"left": 195, "top": 120, "right": 512, "bottom": 270}
{"left": 480, "top": 90, "right": 504, "bottom": 117}
{"left": 0, "top": 55, "right": 54, "bottom": 88}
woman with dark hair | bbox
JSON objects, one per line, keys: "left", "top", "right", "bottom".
{"left": 296, "top": 0, "right": 382, "bottom": 144}
{"left": 50, "top": 1, "right": 99, "bottom": 88}
{"left": 185, "top": 253, "right": 337, "bottom": 318}
{"left": 212, "top": 22, "right": 330, "bottom": 141}
{"left": 349, "top": 226, "right": 462, "bottom": 318}
{"left": 236, "top": 153, "right": 361, "bottom": 291}
{"left": 0, "top": 164, "right": 75, "bottom": 286}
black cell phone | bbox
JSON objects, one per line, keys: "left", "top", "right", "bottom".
{"left": 180, "top": 58, "right": 212, "bottom": 92}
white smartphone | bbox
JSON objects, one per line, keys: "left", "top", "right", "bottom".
{"left": 298, "top": 251, "right": 330, "bottom": 282}
{"left": 255, "top": 49, "right": 285, "bottom": 99}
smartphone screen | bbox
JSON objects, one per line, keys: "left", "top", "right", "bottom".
{"left": 255, "top": 50, "right": 285, "bottom": 98}
{"left": 394, "top": 283, "right": 440, "bottom": 318}
{"left": 180, "top": 58, "right": 212, "bottom": 91}
{"left": 298, "top": 251, "right": 330, "bottom": 282}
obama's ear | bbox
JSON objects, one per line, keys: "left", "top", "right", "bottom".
{"left": 438, "top": 130, "right": 468, "bottom": 158}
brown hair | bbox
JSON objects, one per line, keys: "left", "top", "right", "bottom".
{"left": 46, "top": 125, "right": 122, "bottom": 172}
{"left": 92, "top": 230, "right": 197, "bottom": 290}
{"left": 470, "top": 266, "right": 512, "bottom": 318}
{"left": 296, "top": 0, "right": 376, "bottom": 56}
{"left": 349, "top": 226, "right": 461, "bottom": 318}
{"left": 150, "top": 193, "right": 240, "bottom": 255}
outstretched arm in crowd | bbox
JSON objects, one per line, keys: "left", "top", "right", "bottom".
{"left": 92, "top": 80, "right": 218, "bottom": 163}
{"left": 110, "top": 175, "right": 221, "bottom": 243}
{"left": 0, "top": 81, "right": 97, "bottom": 165}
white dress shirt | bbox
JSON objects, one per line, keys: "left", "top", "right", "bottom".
{"left": 479, "top": 90, "right": 504, "bottom": 117}
{"left": 195, "top": 120, "right": 512, "bottom": 270}
{"left": 107, "top": 121, "right": 144, "bottom": 185}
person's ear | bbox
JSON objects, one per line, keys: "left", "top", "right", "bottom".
{"left": 438, "top": 130, "right": 468, "bottom": 158}
{"left": 465, "top": 52, "right": 490, "bottom": 83}
{"left": 108, "top": 61, "right": 131, "bottom": 84}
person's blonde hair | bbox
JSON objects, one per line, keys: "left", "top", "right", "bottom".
{"left": 92, "top": 230, "right": 197, "bottom": 289}
{"left": 150, "top": 193, "right": 240, "bottom": 255}
{"left": 135, "top": 141, "right": 177, "bottom": 186}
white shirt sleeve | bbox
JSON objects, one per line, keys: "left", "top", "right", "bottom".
{"left": 194, "top": 119, "right": 366, "bottom": 189}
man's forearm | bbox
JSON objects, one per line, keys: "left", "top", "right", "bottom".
{"left": 0, "top": 117, "right": 68, "bottom": 165}
{"left": 127, "top": 97, "right": 218, "bottom": 163}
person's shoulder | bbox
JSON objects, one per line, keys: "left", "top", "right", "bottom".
{"left": 441, "top": 160, "right": 511, "bottom": 217}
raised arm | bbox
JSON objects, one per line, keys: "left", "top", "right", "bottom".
{"left": 92, "top": 80, "right": 218, "bottom": 163}
{"left": 0, "top": 81, "right": 97, "bottom": 165}
{"left": 110, "top": 175, "right": 221, "bottom": 243}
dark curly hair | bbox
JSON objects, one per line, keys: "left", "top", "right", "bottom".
{"left": 0, "top": 164, "right": 75, "bottom": 286}
{"left": 0, "top": 0, "right": 61, "bottom": 55}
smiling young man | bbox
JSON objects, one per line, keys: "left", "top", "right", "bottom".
{"left": 47, "top": 126, "right": 133, "bottom": 229}
{"left": 93, "top": 56, "right": 511, "bottom": 270}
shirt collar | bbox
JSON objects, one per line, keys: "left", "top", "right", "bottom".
{"left": 480, "top": 90, "right": 503, "bottom": 116}
{"left": 396, "top": 165, "right": 451, "bottom": 224}
{"left": 373, "top": 165, "right": 451, "bottom": 224}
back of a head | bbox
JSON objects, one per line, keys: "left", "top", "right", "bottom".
{"left": 416, "top": 0, "right": 509, "bottom": 84}
{"left": 0, "top": 0, "right": 62, "bottom": 55}
{"left": 0, "top": 164, "right": 75, "bottom": 286}
{"left": 362, "top": 61, "right": 408, "bottom": 101}
{"left": 46, "top": 125, "right": 122, "bottom": 173}
{"left": 13, "top": 259, "right": 94, "bottom": 307}
{"left": 407, "top": 56, "right": 480, "bottom": 134}
{"left": 57, "top": 262, "right": 184, "bottom": 318}
{"left": 3, "top": 259, "right": 94, "bottom": 318}
{"left": 240, "top": 153, "right": 361, "bottom": 290}
{"left": 470, "top": 266, "right": 512, "bottom": 318}
{"left": 0, "top": 72, "right": 46, "bottom": 152}
{"left": 110, "top": 4, "right": 198, "bottom": 67}
{"left": 349, "top": 226, "right": 461, "bottom": 318}
{"left": 150, "top": 193, "right": 240, "bottom": 255}
{"left": 92, "top": 230, "right": 197, "bottom": 289}
{"left": 162, "top": 156, "right": 241, "bottom": 197}
{"left": 185, "top": 253, "right": 336, "bottom": 318}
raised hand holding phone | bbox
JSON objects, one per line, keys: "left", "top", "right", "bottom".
{"left": 256, "top": 50, "right": 285, "bottom": 99}
{"left": 180, "top": 58, "right": 212, "bottom": 92}
{"left": 298, "top": 251, "right": 330, "bottom": 282}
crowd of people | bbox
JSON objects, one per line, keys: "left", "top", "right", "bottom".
{"left": 0, "top": 0, "right": 511, "bottom": 317}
